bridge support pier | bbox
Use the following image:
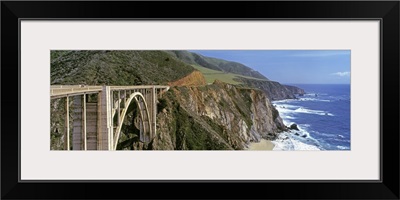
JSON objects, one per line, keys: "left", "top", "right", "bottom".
{"left": 86, "top": 101, "right": 98, "bottom": 150}
{"left": 64, "top": 96, "right": 70, "bottom": 151}
{"left": 98, "top": 86, "right": 113, "bottom": 150}
{"left": 72, "top": 95, "right": 87, "bottom": 150}
{"left": 152, "top": 86, "right": 156, "bottom": 139}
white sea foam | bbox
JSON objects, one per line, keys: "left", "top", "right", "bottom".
{"left": 274, "top": 108, "right": 296, "bottom": 117}
{"left": 272, "top": 132, "right": 321, "bottom": 151}
{"left": 294, "top": 107, "right": 334, "bottom": 116}
{"left": 304, "top": 93, "right": 327, "bottom": 97}
{"left": 297, "top": 98, "right": 331, "bottom": 102}
{"left": 271, "top": 100, "right": 324, "bottom": 151}
{"left": 290, "top": 139, "right": 321, "bottom": 150}
{"left": 275, "top": 104, "right": 301, "bottom": 109}
{"left": 336, "top": 145, "right": 350, "bottom": 150}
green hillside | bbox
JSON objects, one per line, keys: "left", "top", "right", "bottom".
{"left": 51, "top": 50, "right": 195, "bottom": 85}
{"left": 167, "top": 50, "right": 269, "bottom": 80}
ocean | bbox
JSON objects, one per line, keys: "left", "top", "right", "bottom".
{"left": 272, "top": 84, "right": 351, "bottom": 151}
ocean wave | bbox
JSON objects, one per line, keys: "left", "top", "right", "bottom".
{"left": 274, "top": 108, "right": 297, "bottom": 116}
{"left": 285, "top": 116, "right": 296, "bottom": 119}
{"left": 294, "top": 107, "right": 334, "bottom": 116}
{"left": 272, "top": 132, "right": 321, "bottom": 151}
{"left": 312, "top": 131, "right": 349, "bottom": 140}
{"left": 272, "top": 96, "right": 344, "bottom": 151}
{"left": 336, "top": 145, "right": 350, "bottom": 150}
{"left": 297, "top": 98, "right": 331, "bottom": 102}
{"left": 304, "top": 93, "right": 328, "bottom": 97}
{"left": 274, "top": 104, "right": 301, "bottom": 109}
{"left": 274, "top": 103, "right": 334, "bottom": 117}
{"left": 273, "top": 99, "right": 296, "bottom": 104}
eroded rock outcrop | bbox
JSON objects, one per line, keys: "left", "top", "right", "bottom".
{"left": 150, "top": 80, "right": 286, "bottom": 150}
{"left": 168, "top": 70, "right": 206, "bottom": 86}
{"left": 237, "top": 78, "right": 305, "bottom": 100}
{"left": 283, "top": 85, "right": 306, "bottom": 96}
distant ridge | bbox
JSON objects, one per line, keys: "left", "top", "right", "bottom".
{"left": 167, "top": 50, "right": 269, "bottom": 80}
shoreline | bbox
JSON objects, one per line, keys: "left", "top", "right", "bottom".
{"left": 272, "top": 96, "right": 332, "bottom": 151}
{"left": 247, "top": 139, "right": 275, "bottom": 150}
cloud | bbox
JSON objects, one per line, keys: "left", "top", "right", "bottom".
{"left": 331, "top": 71, "right": 350, "bottom": 77}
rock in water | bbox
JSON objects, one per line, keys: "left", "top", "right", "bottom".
{"left": 289, "top": 123, "right": 299, "bottom": 131}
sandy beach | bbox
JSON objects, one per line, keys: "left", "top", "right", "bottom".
{"left": 248, "top": 139, "right": 275, "bottom": 150}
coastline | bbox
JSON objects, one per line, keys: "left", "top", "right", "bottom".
{"left": 248, "top": 139, "right": 275, "bottom": 150}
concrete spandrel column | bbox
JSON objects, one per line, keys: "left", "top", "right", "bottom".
{"left": 97, "top": 92, "right": 102, "bottom": 150}
{"left": 82, "top": 94, "right": 87, "bottom": 151}
{"left": 72, "top": 96, "right": 82, "bottom": 150}
{"left": 86, "top": 102, "right": 98, "bottom": 150}
{"left": 64, "top": 96, "right": 70, "bottom": 151}
{"left": 152, "top": 86, "right": 156, "bottom": 139}
{"left": 99, "top": 86, "right": 112, "bottom": 150}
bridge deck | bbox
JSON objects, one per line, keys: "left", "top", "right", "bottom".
{"left": 50, "top": 85, "right": 169, "bottom": 99}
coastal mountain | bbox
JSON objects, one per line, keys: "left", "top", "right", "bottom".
{"left": 237, "top": 78, "right": 305, "bottom": 100}
{"left": 50, "top": 50, "right": 301, "bottom": 150}
{"left": 167, "top": 50, "right": 269, "bottom": 80}
{"left": 51, "top": 50, "right": 195, "bottom": 85}
{"left": 166, "top": 50, "right": 305, "bottom": 100}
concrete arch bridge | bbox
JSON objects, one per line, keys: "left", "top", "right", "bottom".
{"left": 50, "top": 85, "right": 170, "bottom": 150}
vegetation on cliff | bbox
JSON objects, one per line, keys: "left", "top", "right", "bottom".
{"left": 51, "top": 50, "right": 195, "bottom": 85}
{"left": 150, "top": 81, "right": 286, "bottom": 150}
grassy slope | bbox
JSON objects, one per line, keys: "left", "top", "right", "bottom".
{"left": 167, "top": 50, "right": 269, "bottom": 81}
{"left": 51, "top": 50, "right": 195, "bottom": 85}
{"left": 191, "top": 64, "right": 268, "bottom": 85}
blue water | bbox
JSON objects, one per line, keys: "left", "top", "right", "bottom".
{"left": 273, "top": 84, "right": 350, "bottom": 150}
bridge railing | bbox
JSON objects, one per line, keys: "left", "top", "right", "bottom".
{"left": 109, "top": 85, "right": 170, "bottom": 90}
{"left": 50, "top": 85, "right": 170, "bottom": 99}
{"left": 50, "top": 86, "right": 103, "bottom": 99}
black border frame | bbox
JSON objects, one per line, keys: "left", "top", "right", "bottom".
{"left": 2, "top": 1, "right": 399, "bottom": 199}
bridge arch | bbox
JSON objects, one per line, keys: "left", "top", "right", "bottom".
{"left": 113, "top": 92, "right": 152, "bottom": 150}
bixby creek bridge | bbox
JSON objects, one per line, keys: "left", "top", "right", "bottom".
{"left": 51, "top": 85, "right": 170, "bottom": 150}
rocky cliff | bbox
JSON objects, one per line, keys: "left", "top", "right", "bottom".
{"left": 283, "top": 85, "right": 306, "bottom": 96}
{"left": 145, "top": 80, "right": 286, "bottom": 150}
{"left": 237, "top": 77, "right": 305, "bottom": 100}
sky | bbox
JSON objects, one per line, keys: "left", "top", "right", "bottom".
{"left": 189, "top": 50, "right": 351, "bottom": 84}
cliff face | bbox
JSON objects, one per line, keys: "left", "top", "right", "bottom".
{"left": 283, "top": 85, "right": 306, "bottom": 95}
{"left": 149, "top": 80, "right": 286, "bottom": 150}
{"left": 238, "top": 78, "right": 304, "bottom": 100}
